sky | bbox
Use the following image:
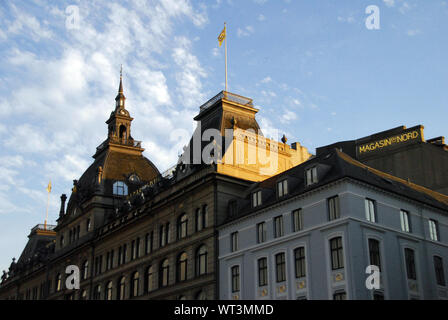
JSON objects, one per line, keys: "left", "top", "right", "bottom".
{"left": 0, "top": 0, "right": 447, "bottom": 273}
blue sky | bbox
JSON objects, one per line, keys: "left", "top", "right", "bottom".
{"left": 0, "top": 0, "right": 447, "bottom": 272}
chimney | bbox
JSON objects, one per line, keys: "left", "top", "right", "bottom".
{"left": 59, "top": 194, "right": 67, "bottom": 218}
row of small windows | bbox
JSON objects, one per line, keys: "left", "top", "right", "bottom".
{"left": 79, "top": 245, "right": 208, "bottom": 284}
{"left": 251, "top": 167, "right": 319, "bottom": 208}
{"left": 230, "top": 238, "right": 446, "bottom": 298}
{"left": 78, "top": 247, "right": 208, "bottom": 300}
{"left": 246, "top": 196, "right": 441, "bottom": 250}
{"left": 60, "top": 218, "right": 91, "bottom": 248}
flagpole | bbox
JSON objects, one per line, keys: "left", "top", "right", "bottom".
{"left": 44, "top": 180, "right": 51, "bottom": 230}
{"left": 224, "top": 22, "right": 228, "bottom": 93}
{"left": 45, "top": 190, "right": 49, "bottom": 230}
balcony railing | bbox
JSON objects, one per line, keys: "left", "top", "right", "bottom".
{"left": 31, "top": 224, "right": 56, "bottom": 232}
{"left": 199, "top": 91, "right": 253, "bottom": 113}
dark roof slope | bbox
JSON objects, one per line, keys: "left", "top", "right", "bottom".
{"left": 224, "top": 149, "right": 448, "bottom": 224}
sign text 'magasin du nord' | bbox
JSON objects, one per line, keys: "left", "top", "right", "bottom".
{"left": 358, "top": 130, "right": 420, "bottom": 155}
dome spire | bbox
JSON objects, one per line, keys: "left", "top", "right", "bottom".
{"left": 115, "top": 65, "right": 126, "bottom": 108}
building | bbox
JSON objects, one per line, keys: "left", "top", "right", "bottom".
{"left": 0, "top": 75, "right": 311, "bottom": 300}
{"left": 218, "top": 148, "right": 448, "bottom": 300}
{"left": 316, "top": 125, "right": 448, "bottom": 195}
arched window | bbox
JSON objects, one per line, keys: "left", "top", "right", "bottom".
{"left": 177, "top": 213, "right": 188, "bottom": 240}
{"left": 55, "top": 274, "right": 62, "bottom": 292}
{"left": 119, "top": 125, "right": 127, "bottom": 140}
{"left": 177, "top": 252, "right": 188, "bottom": 282}
{"left": 113, "top": 181, "right": 128, "bottom": 196}
{"left": 80, "top": 289, "right": 87, "bottom": 300}
{"left": 93, "top": 284, "right": 101, "bottom": 300}
{"left": 105, "top": 281, "right": 113, "bottom": 300}
{"left": 130, "top": 271, "right": 139, "bottom": 298}
{"left": 82, "top": 260, "right": 89, "bottom": 280}
{"left": 196, "top": 245, "right": 207, "bottom": 276}
{"left": 178, "top": 295, "right": 187, "bottom": 300}
{"left": 117, "top": 276, "right": 126, "bottom": 300}
{"left": 196, "top": 291, "right": 207, "bottom": 300}
{"left": 160, "top": 259, "right": 169, "bottom": 287}
{"left": 145, "top": 265, "right": 154, "bottom": 293}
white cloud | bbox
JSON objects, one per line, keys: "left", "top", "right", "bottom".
{"left": 280, "top": 110, "right": 297, "bottom": 124}
{"left": 237, "top": 25, "right": 255, "bottom": 38}
{"left": 407, "top": 29, "right": 421, "bottom": 36}
{"left": 260, "top": 76, "right": 272, "bottom": 84}
{"left": 383, "top": 0, "right": 395, "bottom": 7}
{"left": 172, "top": 37, "right": 207, "bottom": 108}
{"left": 258, "top": 14, "right": 266, "bottom": 21}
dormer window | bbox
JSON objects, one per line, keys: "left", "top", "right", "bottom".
{"left": 277, "top": 180, "right": 288, "bottom": 198}
{"left": 252, "top": 190, "right": 262, "bottom": 208}
{"left": 113, "top": 181, "right": 128, "bottom": 196}
{"left": 129, "top": 174, "right": 140, "bottom": 183}
{"left": 306, "top": 166, "right": 318, "bottom": 186}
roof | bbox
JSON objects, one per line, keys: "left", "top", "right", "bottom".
{"left": 223, "top": 149, "right": 448, "bottom": 224}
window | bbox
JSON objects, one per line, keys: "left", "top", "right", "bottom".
{"left": 117, "top": 277, "right": 126, "bottom": 300}
{"left": 93, "top": 284, "right": 101, "bottom": 300}
{"left": 231, "top": 266, "right": 240, "bottom": 293}
{"left": 60, "top": 235, "right": 64, "bottom": 247}
{"left": 328, "top": 196, "right": 340, "bottom": 221}
{"left": 177, "top": 252, "right": 188, "bottom": 282}
{"left": 405, "top": 248, "right": 417, "bottom": 280}
{"left": 292, "top": 209, "right": 303, "bottom": 232}
{"left": 258, "top": 258, "right": 268, "bottom": 287}
{"left": 333, "top": 291, "right": 346, "bottom": 300}
{"left": 86, "top": 218, "right": 91, "bottom": 232}
{"left": 131, "top": 238, "right": 139, "bottom": 260}
{"left": 195, "top": 208, "right": 203, "bottom": 232}
{"left": 177, "top": 213, "right": 188, "bottom": 240}
{"left": 434, "top": 256, "right": 446, "bottom": 286}
{"left": 130, "top": 271, "right": 139, "bottom": 298}
{"left": 145, "top": 266, "right": 154, "bottom": 292}
{"left": 429, "top": 219, "right": 439, "bottom": 241}
{"left": 231, "top": 232, "right": 238, "bottom": 252}
{"left": 365, "top": 199, "right": 376, "bottom": 223}
{"left": 277, "top": 180, "right": 288, "bottom": 197}
{"left": 145, "top": 232, "right": 153, "bottom": 255}
{"left": 196, "top": 245, "right": 207, "bottom": 276}
{"left": 274, "top": 215, "right": 284, "bottom": 238}
{"left": 294, "top": 247, "right": 306, "bottom": 278}
{"left": 160, "top": 259, "right": 169, "bottom": 287}
{"left": 160, "top": 225, "right": 166, "bottom": 247}
{"left": 119, "top": 244, "right": 127, "bottom": 265}
{"left": 368, "top": 239, "right": 382, "bottom": 271}
{"left": 306, "top": 166, "right": 318, "bottom": 186}
{"left": 400, "top": 210, "right": 411, "bottom": 233}
{"left": 105, "top": 281, "right": 113, "bottom": 300}
{"left": 56, "top": 274, "right": 62, "bottom": 292}
{"left": 275, "top": 253, "right": 286, "bottom": 282}
{"left": 82, "top": 260, "right": 88, "bottom": 280}
{"left": 196, "top": 204, "right": 208, "bottom": 231}
{"left": 113, "top": 181, "right": 128, "bottom": 196}
{"left": 80, "top": 289, "right": 87, "bottom": 300}
{"left": 257, "top": 222, "right": 266, "bottom": 243}
{"left": 252, "top": 190, "right": 262, "bottom": 208}
{"left": 94, "top": 255, "right": 103, "bottom": 275}
{"left": 330, "top": 237, "right": 344, "bottom": 270}
{"left": 196, "top": 291, "right": 207, "bottom": 300}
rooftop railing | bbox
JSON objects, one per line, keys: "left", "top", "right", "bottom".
{"left": 199, "top": 91, "right": 254, "bottom": 113}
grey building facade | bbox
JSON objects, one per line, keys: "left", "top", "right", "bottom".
{"left": 218, "top": 149, "right": 448, "bottom": 300}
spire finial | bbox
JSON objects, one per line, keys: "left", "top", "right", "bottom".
{"left": 118, "top": 65, "right": 123, "bottom": 94}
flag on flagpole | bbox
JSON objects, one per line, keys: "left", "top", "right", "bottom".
{"left": 218, "top": 25, "right": 226, "bottom": 47}
{"left": 46, "top": 180, "right": 52, "bottom": 193}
